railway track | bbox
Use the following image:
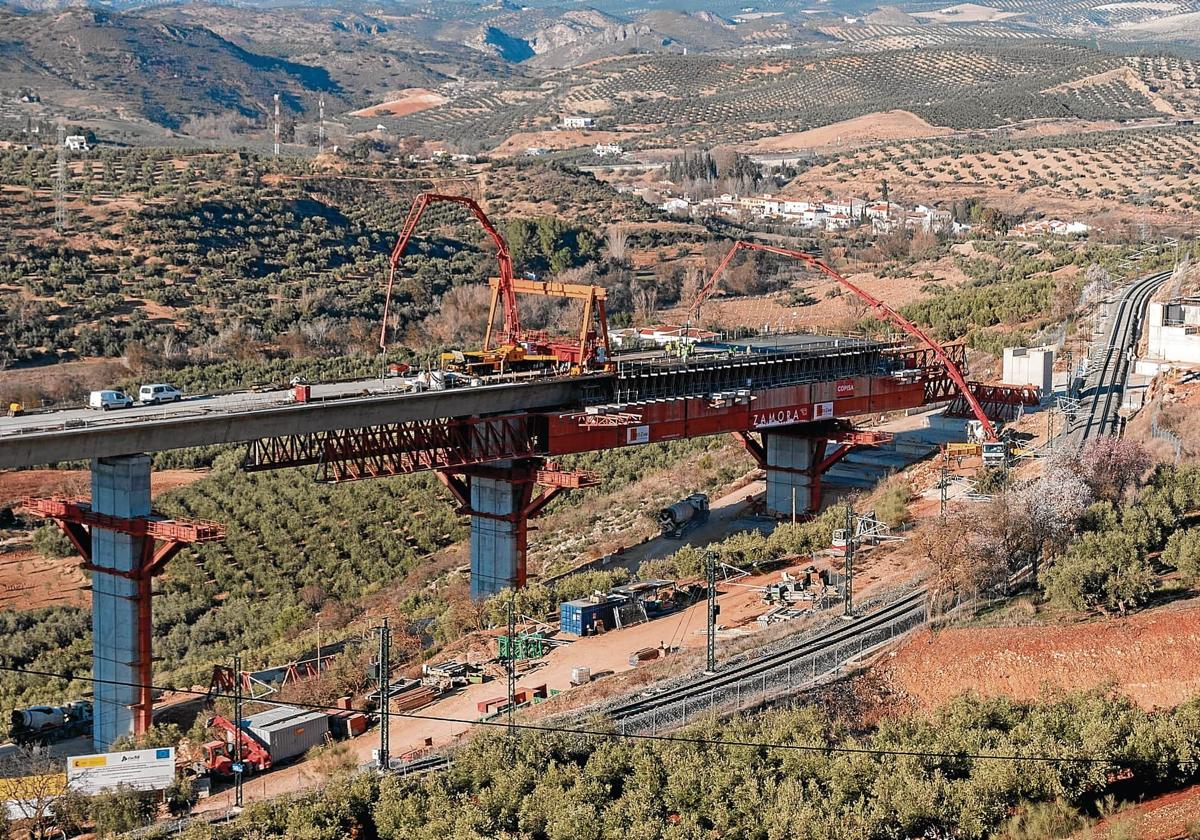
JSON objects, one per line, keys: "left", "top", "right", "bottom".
{"left": 384, "top": 589, "right": 928, "bottom": 777}
{"left": 1067, "top": 269, "right": 1171, "bottom": 447}
{"left": 604, "top": 588, "right": 927, "bottom": 722}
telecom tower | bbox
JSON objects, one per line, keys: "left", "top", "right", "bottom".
{"left": 318, "top": 95, "right": 326, "bottom": 155}
{"left": 273, "top": 94, "right": 281, "bottom": 157}
{"left": 54, "top": 121, "right": 67, "bottom": 232}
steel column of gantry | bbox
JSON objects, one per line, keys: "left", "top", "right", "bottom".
{"left": 90, "top": 454, "right": 152, "bottom": 750}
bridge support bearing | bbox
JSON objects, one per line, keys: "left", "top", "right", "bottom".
{"left": 91, "top": 455, "right": 152, "bottom": 750}
{"left": 437, "top": 459, "right": 598, "bottom": 599}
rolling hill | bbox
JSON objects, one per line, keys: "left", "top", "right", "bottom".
{"left": 0, "top": 8, "right": 344, "bottom": 127}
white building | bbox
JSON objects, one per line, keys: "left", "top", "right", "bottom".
{"left": 64, "top": 135, "right": 89, "bottom": 152}
{"left": 524, "top": 147, "right": 547, "bottom": 157}
{"left": 1002, "top": 346, "right": 1054, "bottom": 395}
{"left": 593, "top": 143, "right": 623, "bottom": 158}
{"left": 1147, "top": 298, "right": 1200, "bottom": 365}
{"left": 1011, "top": 218, "right": 1092, "bottom": 237}
{"left": 660, "top": 197, "right": 692, "bottom": 214}
{"left": 562, "top": 116, "right": 595, "bottom": 129}
{"left": 633, "top": 324, "right": 719, "bottom": 346}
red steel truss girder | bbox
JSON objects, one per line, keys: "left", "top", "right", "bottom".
{"left": 969, "top": 382, "right": 1041, "bottom": 406}
{"left": 945, "top": 382, "right": 1041, "bottom": 421}
{"left": 244, "top": 415, "right": 546, "bottom": 482}
{"left": 245, "top": 365, "right": 957, "bottom": 482}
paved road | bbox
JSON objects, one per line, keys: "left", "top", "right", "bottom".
{"left": 0, "top": 375, "right": 428, "bottom": 438}
{"left": 0, "top": 374, "right": 588, "bottom": 469}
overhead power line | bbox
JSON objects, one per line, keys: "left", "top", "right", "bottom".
{"left": 0, "top": 663, "right": 1181, "bottom": 769}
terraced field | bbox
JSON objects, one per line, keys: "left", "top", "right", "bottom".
{"left": 382, "top": 43, "right": 1173, "bottom": 149}
{"left": 785, "top": 125, "right": 1200, "bottom": 219}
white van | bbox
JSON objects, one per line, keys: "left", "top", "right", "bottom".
{"left": 138, "top": 383, "right": 182, "bottom": 405}
{"left": 89, "top": 390, "right": 134, "bottom": 411}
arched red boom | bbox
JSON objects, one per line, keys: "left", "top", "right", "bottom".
{"left": 379, "top": 192, "right": 520, "bottom": 351}
{"left": 696, "top": 240, "right": 998, "bottom": 441}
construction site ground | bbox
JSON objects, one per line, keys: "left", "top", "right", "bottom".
{"left": 194, "top": 532, "right": 928, "bottom": 814}
{"left": 879, "top": 595, "right": 1200, "bottom": 713}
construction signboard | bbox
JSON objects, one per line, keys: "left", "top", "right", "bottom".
{"left": 66, "top": 747, "right": 175, "bottom": 794}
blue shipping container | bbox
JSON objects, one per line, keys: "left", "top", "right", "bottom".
{"left": 560, "top": 599, "right": 619, "bottom": 636}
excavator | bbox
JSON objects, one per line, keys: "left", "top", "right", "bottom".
{"left": 380, "top": 192, "right": 611, "bottom": 376}
{"left": 694, "top": 240, "right": 1010, "bottom": 464}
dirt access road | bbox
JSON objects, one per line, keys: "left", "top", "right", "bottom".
{"left": 608, "top": 478, "right": 766, "bottom": 573}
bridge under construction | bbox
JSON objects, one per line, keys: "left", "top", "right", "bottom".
{"left": 1, "top": 193, "right": 1039, "bottom": 751}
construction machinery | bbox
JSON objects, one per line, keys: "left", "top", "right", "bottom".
{"left": 379, "top": 192, "right": 611, "bottom": 375}
{"left": 9, "top": 700, "right": 92, "bottom": 745}
{"left": 198, "top": 714, "right": 275, "bottom": 778}
{"left": 658, "top": 493, "right": 710, "bottom": 538}
{"left": 195, "top": 706, "right": 362, "bottom": 779}
{"left": 694, "top": 240, "right": 1001, "bottom": 443}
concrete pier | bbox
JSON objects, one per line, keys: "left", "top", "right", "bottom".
{"left": 89, "top": 454, "right": 151, "bottom": 750}
{"left": 763, "top": 433, "right": 820, "bottom": 517}
{"left": 469, "top": 470, "right": 525, "bottom": 599}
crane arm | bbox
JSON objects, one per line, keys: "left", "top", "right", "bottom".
{"left": 696, "top": 240, "right": 998, "bottom": 441}
{"left": 379, "top": 192, "right": 519, "bottom": 351}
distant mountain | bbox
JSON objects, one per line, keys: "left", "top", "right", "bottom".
{"left": 635, "top": 9, "right": 740, "bottom": 49}
{"left": 143, "top": 3, "right": 516, "bottom": 105}
{"left": 0, "top": 8, "right": 343, "bottom": 127}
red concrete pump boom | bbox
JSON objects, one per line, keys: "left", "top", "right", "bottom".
{"left": 695, "top": 240, "right": 998, "bottom": 441}
{"left": 379, "top": 192, "right": 520, "bottom": 351}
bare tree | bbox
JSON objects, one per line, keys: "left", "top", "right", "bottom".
{"left": 633, "top": 284, "right": 659, "bottom": 325}
{"left": 681, "top": 265, "right": 704, "bottom": 310}
{"left": 605, "top": 226, "right": 629, "bottom": 264}
{"left": 0, "top": 746, "right": 75, "bottom": 839}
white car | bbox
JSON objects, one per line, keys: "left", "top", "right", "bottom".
{"left": 138, "top": 383, "right": 183, "bottom": 405}
{"left": 89, "top": 390, "right": 134, "bottom": 411}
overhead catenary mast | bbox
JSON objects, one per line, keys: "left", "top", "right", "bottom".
{"left": 54, "top": 120, "right": 67, "bottom": 232}
{"left": 318, "top": 95, "right": 326, "bottom": 155}
{"left": 273, "top": 94, "right": 281, "bottom": 157}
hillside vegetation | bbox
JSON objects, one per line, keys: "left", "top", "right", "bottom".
{"left": 147, "top": 690, "right": 1200, "bottom": 840}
